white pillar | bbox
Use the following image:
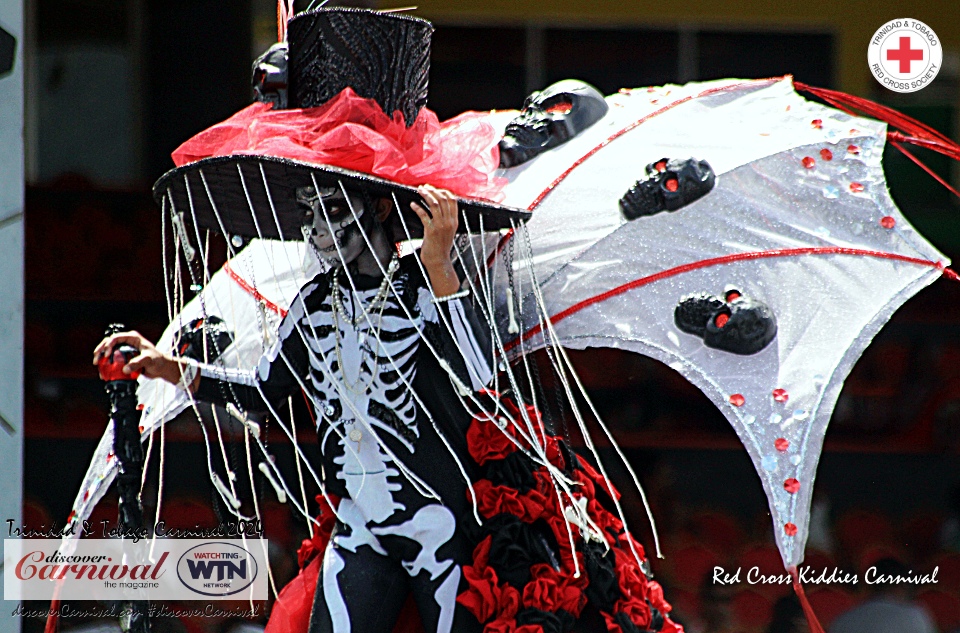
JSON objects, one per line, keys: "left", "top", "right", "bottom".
{"left": 0, "top": 0, "right": 24, "bottom": 631}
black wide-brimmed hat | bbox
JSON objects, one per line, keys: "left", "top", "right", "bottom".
{"left": 152, "top": 8, "right": 528, "bottom": 241}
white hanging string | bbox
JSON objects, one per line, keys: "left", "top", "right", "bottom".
{"left": 195, "top": 168, "right": 345, "bottom": 524}
{"left": 246, "top": 165, "right": 437, "bottom": 504}
{"left": 169, "top": 185, "right": 326, "bottom": 551}
{"left": 508, "top": 222, "right": 616, "bottom": 552}
{"left": 448, "top": 216, "right": 584, "bottom": 502}
{"left": 242, "top": 419, "right": 280, "bottom": 601}
{"left": 386, "top": 193, "right": 547, "bottom": 440}
{"left": 160, "top": 198, "right": 174, "bottom": 323}
{"left": 290, "top": 396, "right": 314, "bottom": 535}
{"left": 372, "top": 191, "right": 585, "bottom": 547}
{"left": 499, "top": 228, "right": 605, "bottom": 566}
{"left": 183, "top": 178, "right": 261, "bottom": 522}
{"left": 197, "top": 169, "right": 322, "bottom": 597}
{"left": 377, "top": 189, "right": 564, "bottom": 466}
{"left": 307, "top": 179, "right": 441, "bottom": 501}
{"left": 211, "top": 165, "right": 435, "bottom": 519}
{"left": 172, "top": 192, "right": 299, "bottom": 580}
{"left": 514, "top": 220, "right": 664, "bottom": 561}
{"left": 162, "top": 164, "right": 661, "bottom": 584}
{"left": 412, "top": 213, "right": 581, "bottom": 508}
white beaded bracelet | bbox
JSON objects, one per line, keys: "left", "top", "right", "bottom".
{"left": 431, "top": 288, "right": 470, "bottom": 304}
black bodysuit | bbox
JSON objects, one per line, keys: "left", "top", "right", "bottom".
{"left": 193, "top": 255, "right": 493, "bottom": 633}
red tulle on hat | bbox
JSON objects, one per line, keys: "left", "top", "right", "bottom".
{"left": 172, "top": 88, "right": 505, "bottom": 202}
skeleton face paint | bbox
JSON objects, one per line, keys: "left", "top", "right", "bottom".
{"left": 297, "top": 185, "right": 368, "bottom": 265}
{"left": 499, "top": 79, "right": 609, "bottom": 168}
{"left": 620, "top": 158, "right": 716, "bottom": 220}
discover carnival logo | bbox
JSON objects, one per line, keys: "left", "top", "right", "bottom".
{"left": 868, "top": 19, "right": 942, "bottom": 93}
{"left": 176, "top": 542, "right": 260, "bottom": 597}
{"left": 4, "top": 539, "right": 267, "bottom": 601}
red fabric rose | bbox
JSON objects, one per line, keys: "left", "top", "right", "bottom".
{"left": 473, "top": 479, "right": 547, "bottom": 522}
{"left": 573, "top": 467, "right": 596, "bottom": 499}
{"left": 544, "top": 435, "right": 565, "bottom": 470}
{"left": 296, "top": 494, "right": 340, "bottom": 569}
{"left": 521, "top": 566, "right": 562, "bottom": 612}
{"left": 264, "top": 554, "right": 321, "bottom": 633}
{"left": 576, "top": 455, "right": 621, "bottom": 502}
{"left": 495, "top": 398, "right": 548, "bottom": 448}
{"left": 646, "top": 580, "right": 674, "bottom": 615}
{"left": 601, "top": 598, "right": 652, "bottom": 632}
{"left": 618, "top": 598, "right": 653, "bottom": 630}
{"left": 499, "top": 584, "right": 522, "bottom": 620}
{"left": 587, "top": 498, "right": 623, "bottom": 545}
{"left": 458, "top": 539, "right": 522, "bottom": 624}
{"left": 522, "top": 564, "right": 586, "bottom": 616}
{"left": 617, "top": 533, "right": 647, "bottom": 563}
{"left": 541, "top": 511, "right": 576, "bottom": 567}
{"left": 601, "top": 611, "right": 619, "bottom": 633}
{"left": 483, "top": 621, "right": 543, "bottom": 633}
{"left": 473, "top": 535, "right": 493, "bottom": 570}
{"left": 458, "top": 562, "right": 503, "bottom": 623}
{"left": 483, "top": 620, "right": 513, "bottom": 633}
{"left": 616, "top": 563, "right": 648, "bottom": 602}
{"left": 660, "top": 617, "right": 685, "bottom": 633}
{"left": 532, "top": 471, "right": 571, "bottom": 520}
{"left": 613, "top": 548, "right": 652, "bottom": 602}
{"left": 467, "top": 416, "right": 518, "bottom": 465}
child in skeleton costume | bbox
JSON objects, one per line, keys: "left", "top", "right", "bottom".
{"left": 209, "top": 190, "right": 501, "bottom": 633}
{"left": 95, "top": 8, "right": 684, "bottom": 633}
{"left": 98, "top": 188, "right": 492, "bottom": 633}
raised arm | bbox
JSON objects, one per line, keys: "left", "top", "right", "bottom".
{"left": 411, "top": 185, "right": 495, "bottom": 391}
{"left": 411, "top": 184, "right": 462, "bottom": 298}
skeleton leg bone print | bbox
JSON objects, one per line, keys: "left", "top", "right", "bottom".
{"left": 320, "top": 500, "right": 461, "bottom": 633}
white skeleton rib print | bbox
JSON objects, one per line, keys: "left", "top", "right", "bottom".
{"left": 194, "top": 257, "right": 495, "bottom": 633}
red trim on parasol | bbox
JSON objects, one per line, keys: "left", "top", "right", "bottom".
{"left": 504, "top": 246, "right": 949, "bottom": 352}
{"left": 526, "top": 78, "right": 783, "bottom": 211}
{"left": 223, "top": 260, "right": 289, "bottom": 317}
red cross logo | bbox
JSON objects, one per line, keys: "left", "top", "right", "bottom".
{"left": 886, "top": 36, "right": 924, "bottom": 73}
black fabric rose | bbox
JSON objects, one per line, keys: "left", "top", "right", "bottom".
{"left": 486, "top": 515, "right": 552, "bottom": 588}
{"left": 614, "top": 611, "right": 642, "bottom": 633}
{"left": 517, "top": 608, "right": 575, "bottom": 633}
{"left": 647, "top": 601, "right": 664, "bottom": 631}
{"left": 485, "top": 451, "right": 538, "bottom": 492}
{"left": 582, "top": 540, "right": 620, "bottom": 612}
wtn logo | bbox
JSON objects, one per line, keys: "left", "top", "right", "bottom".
{"left": 177, "top": 543, "right": 260, "bottom": 597}
{"left": 185, "top": 558, "right": 247, "bottom": 582}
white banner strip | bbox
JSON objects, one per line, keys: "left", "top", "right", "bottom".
{"left": 4, "top": 539, "right": 269, "bottom": 601}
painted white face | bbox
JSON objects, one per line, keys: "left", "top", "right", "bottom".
{"left": 297, "top": 186, "right": 368, "bottom": 265}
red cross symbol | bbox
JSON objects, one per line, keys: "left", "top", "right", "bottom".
{"left": 886, "top": 36, "right": 924, "bottom": 73}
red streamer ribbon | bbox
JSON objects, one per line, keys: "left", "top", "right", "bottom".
{"left": 794, "top": 82, "right": 960, "bottom": 201}
{"left": 790, "top": 566, "right": 826, "bottom": 633}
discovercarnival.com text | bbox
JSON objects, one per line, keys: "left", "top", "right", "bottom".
{"left": 12, "top": 603, "right": 262, "bottom": 619}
